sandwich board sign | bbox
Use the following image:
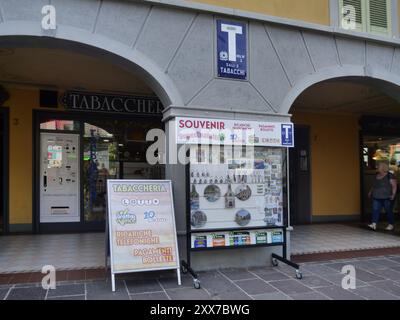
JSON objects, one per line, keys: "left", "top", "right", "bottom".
{"left": 107, "top": 180, "right": 181, "bottom": 291}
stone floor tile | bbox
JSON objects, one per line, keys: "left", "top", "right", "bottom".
{"left": 47, "top": 284, "right": 85, "bottom": 298}
{"left": 289, "top": 291, "right": 330, "bottom": 300}
{"left": 316, "top": 286, "right": 364, "bottom": 300}
{"left": 370, "top": 280, "right": 400, "bottom": 297}
{"left": 125, "top": 279, "right": 163, "bottom": 294}
{"left": 86, "top": 280, "right": 129, "bottom": 300}
{"left": 352, "top": 285, "right": 399, "bottom": 300}
{"left": 131, "top": 292, "right": 170, "bottom": 300}
{"left": 251, "top": 292, "right": 292, "bottom": 300}
{"left": 219, "top": 268, "right": 257, "bottom": 281}
{"left": 166, "top": 287, "right": 211, "bottom": 300}
{"left": 6, "top": 287, "right": 47, "bottom": 300}
{"left": 268, "top": 280, "right": 313, "bottom": 295}
{"left": 234, "top": 279, "right": 278, "bottom": 295}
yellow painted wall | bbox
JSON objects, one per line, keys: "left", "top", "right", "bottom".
{"left": 187, "top": 0, "right": 331, "bottom": 25}
{"left": 5, "top": 87, "right": 60, "bottom": 225}
{"left": 7, "top": 88, "right": 35, "bottom": 224}
{"left": 292, "top": 112, "right": 361, "bottom": 216}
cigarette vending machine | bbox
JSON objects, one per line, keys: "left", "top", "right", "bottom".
{"left": 40, "top": 132, "right": 80, "bottom": 223}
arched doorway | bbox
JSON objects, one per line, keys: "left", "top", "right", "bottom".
{"left": 0, "top": 38, "right": 171, "bottom": 233}
{"left": 288, "top": 77, "right": 400, "bottom": 225}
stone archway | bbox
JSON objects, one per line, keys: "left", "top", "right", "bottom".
{"left": 0, "top": 25, "right": 184, "bottom": 108}
{"left": 281, "top": 66, "right": 400, "bottom": 115}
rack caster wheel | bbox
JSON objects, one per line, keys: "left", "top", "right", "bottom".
{"left": 181, "top": 265, "right": 188, "bottom": 274}
{"left": 271, "top": 258, "right": 279, "bottom": 267}
{"left": 193, "top": 279, "right": 201, "bottom": 289}
{"left": 295, "top": 270, "right": 303, "bottom": 280}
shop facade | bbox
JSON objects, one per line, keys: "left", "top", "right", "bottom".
{"left": 1, "top": 0, "right": 400, "bottom": 269}
{"left": 35, "top": 92, "right": 165, "bottom": 233}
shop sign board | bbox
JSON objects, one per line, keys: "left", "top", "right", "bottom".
{"left": 176, "top": 117, "right": 295, "bottom": 148}
{"left": 107, "top": 180, "right": 181, "bottom": 291}
{"left": 61, "top": 91, "right": 163, "bottom": 115}
{"left": 217, "top": 19, "right": 247, "bottom": 80}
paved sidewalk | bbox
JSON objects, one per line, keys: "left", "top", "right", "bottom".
{"left": 2, "top": 254, "right": 400, "bottom": 300}
{"left": 2, "top": 224, "right": 399, "bottom": 273}
{"left": 291, "top": 224, "right": 400, "bottom": 255}
{"left": 0, "top": 233, "right": 104, "bottom": 273}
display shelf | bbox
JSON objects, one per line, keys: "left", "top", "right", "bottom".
{"left": 190, "top": 242, "right": 284, "bottom": 252}
{"left": 189, "top": 225, "right": 286, "bottom": 234}
{"left": 182, "top": 145, "right": 301, "bottom": 289}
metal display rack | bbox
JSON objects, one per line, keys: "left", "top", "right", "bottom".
{"left": 181, "top": 158, "right": 302, "bottom": 290}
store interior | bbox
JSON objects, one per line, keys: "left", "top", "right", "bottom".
{"left": 363, "top": 135, "right": 400, "bottom": 217}
{"left": 39, "top": 117, "right": 164, "bottom": 227}
{"left": 291, "top": 78, "right": 400, "bottom": 225}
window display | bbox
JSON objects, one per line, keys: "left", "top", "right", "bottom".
{"left": 189, "top": 145, "right": 286, "bottom": 248}
{"left": 180, "top": 117, "right": 298, "bottom": 283}
{"left": 189, "top": 145, "right": 285, "bottom": 230}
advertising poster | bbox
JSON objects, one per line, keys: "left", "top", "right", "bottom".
{"left": 107, "top": 180, "right": 180, "bottom": 274}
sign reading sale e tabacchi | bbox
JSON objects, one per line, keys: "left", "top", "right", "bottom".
{"left": 107, "top": 180, "right": 180, "bottom": 273}
{"left": 217, "top": 19, "right": 247, "bottom": 80}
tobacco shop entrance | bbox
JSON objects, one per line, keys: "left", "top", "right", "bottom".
{"left": 35, "top": 92, "right": 165, "bottom": 233}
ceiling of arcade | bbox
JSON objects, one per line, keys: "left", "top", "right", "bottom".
{"left": 0, "top": 47, "right": 155, "bottom": 96}
{"left": 292, "top": 80, "right": 400, "bottom": 117}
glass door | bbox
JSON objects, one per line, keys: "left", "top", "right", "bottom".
{"left": 83, "top": 118, "right": 165, "bottom": 225}
{"left": 83, "top": 123, "right": 119, "bottom": 223}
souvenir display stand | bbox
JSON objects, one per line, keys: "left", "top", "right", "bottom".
{"left": 180, "top": 145, "right": 302, "bottom": 289}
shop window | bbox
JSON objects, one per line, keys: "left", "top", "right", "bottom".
{"left": 83, "top": 120, "right": 165, "bottom": 223}
{"left": 189, "top": 145, "right": 287, "bottom": 249}
{"left": 339, "top": 0, "right": 392, "bottom": 37}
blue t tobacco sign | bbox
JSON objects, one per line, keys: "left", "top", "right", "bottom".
{"left": 216, "top": 19, "right": 247, "bottom": 80}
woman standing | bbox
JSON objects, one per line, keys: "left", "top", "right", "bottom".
{"left": 368, "top": 162, "right": 397, "bottom": 231}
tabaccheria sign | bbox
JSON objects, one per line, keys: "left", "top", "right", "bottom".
{"left": 60, "top": 90, "right": 163, "bottom": 115}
